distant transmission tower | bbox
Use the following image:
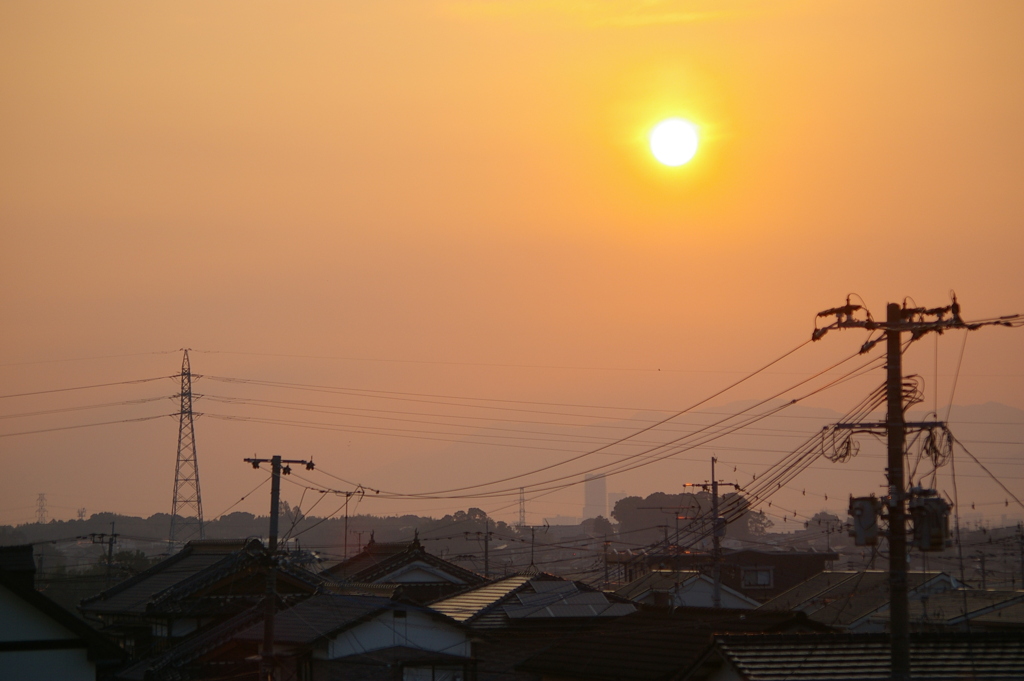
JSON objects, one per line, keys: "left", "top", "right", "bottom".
{"left": 36, "top": 493, "right": 48, "bottom": 524}
{"left": 169, "top": 349, "right": 204, "bottom": 545}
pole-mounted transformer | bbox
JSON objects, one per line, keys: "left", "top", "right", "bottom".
{"left": 848, "top": 495, "right": 882, "bottom": 546}
{"left": 909, "top": 489, "right": 953, "bottom": 552}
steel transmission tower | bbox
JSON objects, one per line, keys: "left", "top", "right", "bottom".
{"left": 169, "top": 349, "right": 204, "bottom": 545}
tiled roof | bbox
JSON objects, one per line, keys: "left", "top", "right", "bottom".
{"left": 231, "top": 594, "right": 455, "bottom": 645}
{"left": 518, "top": 607, "right": 821, "bottom": 681}
{"left": 81, "top": 539, "right": 259, "bottom": 615}
{"left": 430, "top": 573, "right": 634, "bottom": 628}
{"left": 705, "top": 632, "right": 1024, "bottom": 681}
{"left": 868, "top": 589, "right": 1024, "bottom": 627}
{"left": 430, "top": 573, "right": 533, "bottom": 625}
{"left": 757, "top": 571, "right": 864, "bottom": 612}
{"left": 324, "top": 539, "right": 484, "bottom": 586}
{"left": 82, "top": 538, "right": 326, "bottom": 619}
{"left": 326, "top": 541, "right": 414, "bottom": 579}
{"left": 972, "top": 600, "right": 1024, "bottom": 626}
{"left": 757, "top": 571, "right": 953, "bottom": 627}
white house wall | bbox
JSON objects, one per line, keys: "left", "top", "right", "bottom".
{"left": 328, "top": 610, "right": 470, "bottom": 659}
{"left": 1, "top": 649, "right": 96, "bottom": 681}
{"left": 0, "top": 585, "right": 77, "bottom": 641}
{"left": 0, "top": 585, "right": 97, "bottom": 681}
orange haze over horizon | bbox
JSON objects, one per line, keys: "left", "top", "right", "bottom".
{"left": 2, "top": 1, "right": 1022, "bottom": 530}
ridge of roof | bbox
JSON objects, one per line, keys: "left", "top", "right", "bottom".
{"left": 324, "top": 539, "right": 484, "bottom": 586}
{"left": 81, "top": 538, "right": 263, "bottom": 609}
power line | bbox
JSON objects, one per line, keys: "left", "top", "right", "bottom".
{"left": 0, "top": 414, "right": 174, "bottom": 438}
{"left": 0, "top": 395, "right": 173, "bottom": 420}
{"left": 0, "top": 375, "right": 176, "bottom": 400}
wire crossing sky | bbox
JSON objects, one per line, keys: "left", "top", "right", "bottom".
{"left": 1, "top": 1, "right": 1022, "bottom": 527}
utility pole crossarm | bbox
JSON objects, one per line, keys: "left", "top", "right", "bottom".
{"left": 833, "top": 421, "right": 946, "bottom": 430}
{"left": 812, "top": 294, "right": 1022, "bottom": 352}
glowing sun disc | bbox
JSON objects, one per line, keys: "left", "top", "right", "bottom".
{"left": 650, "top": 118, "right": 699, "bottom": 166}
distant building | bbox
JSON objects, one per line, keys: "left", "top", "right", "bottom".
{"left": 607, "top": 491, "right": 627, "bottom": 517}
{"left": 583, "top": 474, "right": 607, "bottom": 520}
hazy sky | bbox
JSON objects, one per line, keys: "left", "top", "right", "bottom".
{"left": 2, "top": 1, "right": 1022, "bottom": 531}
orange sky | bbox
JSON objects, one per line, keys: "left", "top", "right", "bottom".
{"left": 2, "top": 1, "right": 1022, "bottom": 529}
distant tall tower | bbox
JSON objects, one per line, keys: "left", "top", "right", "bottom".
{"left": 583, "top": 474, "right": 607, "bottom": 520}
{"left": 36, "top": 493, "right": 48, "bottom": 524}
{"left": 518, "top": 488, "right": 526, "bottom": 527}
{"left": 169, "top": 349, "right": 204, "bottom": 545}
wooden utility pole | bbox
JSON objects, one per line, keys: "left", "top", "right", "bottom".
{"left": 884, "top": 303, "right": 911, "bottom": 681}
{"left": 683, "top": 459, "right": 739, "bottom": 609}
{"left": 245, "top": 455, "right": 314, "bottom": 681}
{"left": 711, "top": 457, "right": 722, "bottom": 609}
{"left": 483, "top": 519, "right": 490, "bottom": 579}
{"left": 813, "top": 295, "right": 1021, "bottom": 681}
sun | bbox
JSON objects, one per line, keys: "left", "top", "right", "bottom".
{"left": 649, "top": 118, "right": 699, "bottom": 166}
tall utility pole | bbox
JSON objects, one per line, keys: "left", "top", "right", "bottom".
{"left": 518, "top": 488, "right": 526, "bottom": 527}
{"left": 170, "top": 349, "right": 204, "bottom": 545}
{"left": 884, "top": 303, "right": 911, "bottom": 681}
{"left": 814, "top": 295, "right": 1021, "bottom": 681}
{"left": 483, "top": 519, "right": 491, "bottom": 579}
{"left": 683, "top": 458, "right": 740, "bottom": 609}
{"left": 245, "top": 455, "right": 314, "bottom": 681}
{"left": 711, "top": 457, "right": 722, "bottom": 609}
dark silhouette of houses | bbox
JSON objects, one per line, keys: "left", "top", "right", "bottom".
{"left": 681, "top": 632, "right": 1024, "bottom": 680}
{"left": 515, "top": 607, "right": 828, "bottom": 681}
{"left": 118, "top": 594, "right": 475, "bottom": 681}
{"left": 610, "top": 547, "right": 837, "bottom": 602}
{"left": 323, "top": 536, "right": 486, "bottom": 604}
{"left": 757, "top": 570, "right": 961, "bottom": 631}
{"left": 430, "top": 572, "right": 637, "bottom": 681}
{"left": 80, "top": 539, "right": 327, "bottom": 661}
{"left": 0, "top": 544, "right": 124, "bottom": 680}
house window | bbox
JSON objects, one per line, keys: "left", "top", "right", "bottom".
{"left": 742, "top": 567, "right": 773, "bottom": 588}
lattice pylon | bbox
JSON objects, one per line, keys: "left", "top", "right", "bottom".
{"left": 169, "top": 349, "right": 204, "bottom": 545}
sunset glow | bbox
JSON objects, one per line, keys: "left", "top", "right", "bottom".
{"left": 0, "top": 1, "right": 1021, "bottom": 535}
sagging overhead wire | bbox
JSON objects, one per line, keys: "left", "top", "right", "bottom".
{"left": 0, "top": 414, "right": 176, "bottom": 438}
{"left": 0, "top": 395, "right": 174, "bottom": 420}
{"left": 354, "top": 342, "right": 884, "bottom": 502}
{"left": 0, "top": 375, "right": 177, "bottom": 400}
